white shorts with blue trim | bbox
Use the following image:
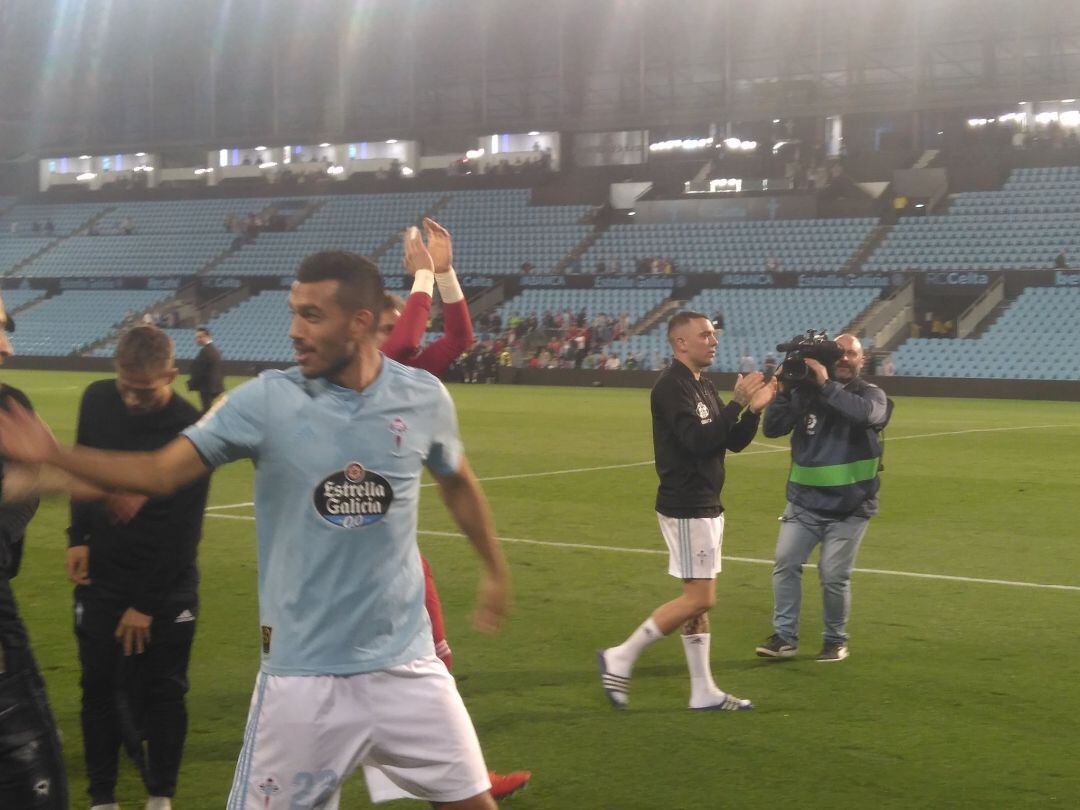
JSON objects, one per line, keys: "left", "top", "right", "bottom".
{"left": 657, "top": 512, "right": 725, "bottom": 579}
{"left": 226, "top": 656, "right": 490, "bottom": 809}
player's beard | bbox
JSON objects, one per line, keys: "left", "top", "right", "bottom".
{"left": 319, "top": 339, "right": 357, "bottom": 385}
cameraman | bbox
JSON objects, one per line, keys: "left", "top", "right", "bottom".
{"left": 754, "top": 334, "right": 889, "bottom": 662}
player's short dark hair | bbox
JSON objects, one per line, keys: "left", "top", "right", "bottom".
{"left": 667, "top": 310, "right": 711, "bottom": 337}
{"left": 296, "top": 251, "right": 384, "bottom": 314}
{"left": 195, "top": 325, "right": 210, "bottom": 336}
{"left": 383, "top": 292, "right": 406, "bottom": 313}
{"left": 115, "top": 325, "right": 174, "bottom": 372}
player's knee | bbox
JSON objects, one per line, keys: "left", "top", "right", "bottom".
{"left": 685, "top": 590, "right": 715, "bottom": 614}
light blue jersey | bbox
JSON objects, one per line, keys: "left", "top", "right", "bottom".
{"left": 183, "top": 361, "right": 463, "bottom": 676}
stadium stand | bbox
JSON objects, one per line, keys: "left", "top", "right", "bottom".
{"left": 409, "top": 189, "right": 591, "bottom": 275}
{"left": 0, "top": 202, "right": 109, "bottom": 236}
{"left": 607, "top": 287, "right": 881, "bottom": 371}
{"left": 866, "top": 167, "right": 1080, "bottom": 272}
{"left": 212, "top": 192, "right": 443, "bottom": 276}
{"left": 581, "top": 218, "right": 877, "bottom": 274}
{"left": 890, "top": 287, "right": 1080, "bottom": 379}
{"left": 0, "top": 237, "right": 56, "bottom": 274}
{"left": 12, "top": 290, "right": 173, "bottom": 355}
{"left": 495, "top": 288, "right": 670, "bottom": 326}
{"left": 15, "top": 233, "right": 237, "bottom": 278}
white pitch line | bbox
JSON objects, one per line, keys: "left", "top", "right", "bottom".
{"left": 414, "top": 529, "right": 1080, "bottom": 593}
{"left": 203, "top": 423, "right": 1077, "bottom": 513}
{"left": 199, "top": 516, "right": 1080, "bottom": 592}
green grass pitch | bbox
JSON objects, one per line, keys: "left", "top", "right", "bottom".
{"left": 5, "top": 369, "right": 1080, "bottom": 809}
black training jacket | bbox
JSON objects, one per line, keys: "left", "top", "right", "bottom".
{"left": 651, "top": 360, "right": 760, "bottom": 518}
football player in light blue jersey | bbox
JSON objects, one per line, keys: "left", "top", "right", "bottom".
{"left": 0, "top": 249, "right": 509, "bottom": 810}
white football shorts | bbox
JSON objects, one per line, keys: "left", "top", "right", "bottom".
{"left": 226, "top": 656, "right": 490, "bottom": 809}
{"left": 657, "top": 512, "right": 725, "bottom": 579}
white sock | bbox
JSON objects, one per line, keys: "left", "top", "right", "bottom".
{"left": 682, "top": 633, "right": 725, "bottom": 706}
{"left": 145, "top": 798, "right": 172, "bottom": 810}
{"left": 91, "top": 805, "right": 120, "bottom": 810}
{"left": 607, "top": 617, "right": 664, "bottom": 674}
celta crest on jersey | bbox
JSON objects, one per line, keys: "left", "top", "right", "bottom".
{"left": 313, "top": 462, "right": 394, "bottom": 528}
{"left": 696, "top": 400, "right": 712, "bottom": 424}
{"left": 389, "top": 416, "right": 408, "bottom": 449}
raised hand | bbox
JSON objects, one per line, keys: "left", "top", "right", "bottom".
{"left": 732, "top": 371, "right": 766, "bottom": 407}
{"left": 401, "top": 224, "right": 434, "bottom": 277}
{"left": 748, "top": 377, "right": 778, "bottom": 414}
{"left": 423, "top": 218, "right": 453, "bottom": 274}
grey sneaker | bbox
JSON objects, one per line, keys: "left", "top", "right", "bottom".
{"left": 816, "top": 642, "right": 849, "bottom": 662}
{"left": 755, "top": 633, "right": 797, "bottom": 659}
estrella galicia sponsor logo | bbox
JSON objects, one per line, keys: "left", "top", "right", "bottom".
{"left": 313, "top": 462, "right": 394, "bottom": 528}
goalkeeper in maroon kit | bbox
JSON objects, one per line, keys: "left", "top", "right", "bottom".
{"left": 377, "top": 218, "right": 530, "bottom": 802}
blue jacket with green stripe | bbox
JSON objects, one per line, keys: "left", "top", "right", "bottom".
{"left": 763, "top": 377, "right": 889, "bottom": 517}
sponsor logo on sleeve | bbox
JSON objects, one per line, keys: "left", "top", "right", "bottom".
{"left": 312, "top": 462, "right": 395, "bottom": 529}
{"left": 261, "top": 625, "right": 272, "bottom": 654}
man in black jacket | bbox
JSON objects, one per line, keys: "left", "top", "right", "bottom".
{"left": 187, "top": 326, "right": 223, "bottom": 413}
{"left": 597, "top": 311, "right": 775, "bottom": 711}
{"left": 0, "top": 295, "right": 104, "bottom": 809}
{"left": 68, "top": 325, "right": 211, "bottom": 810}
{"left": 755, "top": 334, "right": 890, "bottom": 663}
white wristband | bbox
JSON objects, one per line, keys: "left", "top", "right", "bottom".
{"left": 411, "top": 269, "right": 435, "bottom": 298}
{"left": 435, "top": 267, "right": 464, "bottom": 303}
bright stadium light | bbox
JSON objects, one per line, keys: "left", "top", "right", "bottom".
{"left": 319, "top": 142, "right": 331, "bottom": 148}
{"left": 1064, "top": 99, "right": 1077, "bottom": 103}
{"left": 1061, "top": 110, "right": 1080, "bottom": 127}
{"left": 259, "top": 161, "right": 278, "bottom": 169}
{"left": 465, "top": 148, "right": 485, "bottom": 159}
{"left": 528, "top": 131, "right": 540, "bottom": 136}
{"left": 255, "top": 145, "right": 267, "bottom": 151}
{"left": 401, "top": 166, "right": 414, "bottom": 177}
{"left": 76, "top": 172, "right": 96, "bottom": 181}
{"left": 326, "top": 165, "right": 345, "bottom": 175}
{"left": 385, "top": 139, "right": 398, "bottom": 144}
{"left": 135, "top": 152, "right": 146, "bottom": 157}
{"left": 79, "top": 155, "right": 92, "bottom": 160}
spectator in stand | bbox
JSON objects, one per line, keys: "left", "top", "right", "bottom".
{"left": 1054, "top": 249, "right": 1068, "bottom": 269}
{"left": 738, "top": 350, "right": 757, "bottom": 374}
{"left": 520, "top": 261, "right": 533, "bottom": 275}
{"left": 119, "top": 217, "right": 135, "bottom": 236}
{"left": 625, "top": 353, "right": 639, "bottom": 370}
{"left": 44, "top": 220, "right": 55, "bottom": 236}
{"left": 880, "top": 356, "right": 896, "bottom": 376}
{"left": 31, "top": 221, "right": 41, "bottom": 233}
{"left": 764, "top": 255, "right": 780, "bottom": 272}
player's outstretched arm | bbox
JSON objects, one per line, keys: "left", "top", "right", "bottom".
{"left": 1, "top": 462, "right": 107, "bottom": 503}
{"left": 430, "top": 455, "right": 509, "bottom": 634}
{"left": 0, "top": 400, "right": 209, "bottom": 496}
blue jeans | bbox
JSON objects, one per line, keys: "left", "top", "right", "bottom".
{"left": 771, "top": 503, "right": 870, "bottom": 645}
